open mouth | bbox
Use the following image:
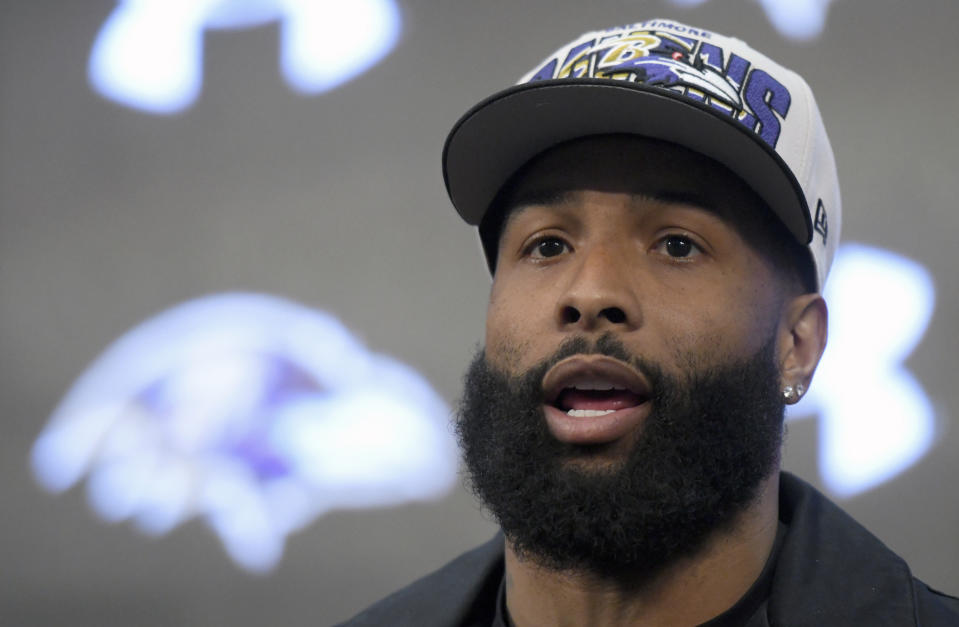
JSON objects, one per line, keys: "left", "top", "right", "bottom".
{"left": 543, "top": 357, "right": 650, "bottom": 417}
{"left": 540, "top": 356, "right": 652, "bottom": 445}
{"left": 554, "top": 382, "right": 648, "bottom": 417}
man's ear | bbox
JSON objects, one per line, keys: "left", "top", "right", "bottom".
{"left": 778, "top": 294, "right": 828, "bottom": 404}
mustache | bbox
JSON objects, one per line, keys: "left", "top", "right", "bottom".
{"left": 498, "top": 332, "right": 666, "bottom": 398}
{"left": 548, "top": 333, "right": 639, "bottom": 366}
{"left": 540, "top": 332, "right": 655, "bottom": 371}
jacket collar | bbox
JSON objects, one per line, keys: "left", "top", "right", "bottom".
{"left": 769, "top": 472, "right": 920, "bottom": 626}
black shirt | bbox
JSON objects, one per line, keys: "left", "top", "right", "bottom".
{"left": 490, "top": 523, "right": 787, "bottom": 627}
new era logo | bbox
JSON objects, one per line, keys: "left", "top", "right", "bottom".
{"left": 814, "top": 199, "right": 828, "bottom": 244}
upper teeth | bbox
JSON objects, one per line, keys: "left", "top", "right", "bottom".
{"left": 571, "top": 379, "right": 622, "bottom": 391}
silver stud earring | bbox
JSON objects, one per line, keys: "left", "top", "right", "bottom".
{"left": 783, "top": 385, "right": 796, "bottom": 401}
{"left": 795, "top": 383, "right": 805, "bottom": 398}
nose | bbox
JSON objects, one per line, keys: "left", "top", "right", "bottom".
{"left": 556, "top": 244, "right": 641, "bottom": 332}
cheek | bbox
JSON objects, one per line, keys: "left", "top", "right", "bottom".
{"left": 731, "top": 267, "right": 787, "bottom": 345}
{"left": 484, "top": 278, "right": 550, "bottom": 372}
{"left": 484, "top": 300, "right": 510, "bottom": 364}
{"left": 656, "top": 272, "right": 783, "bottom": 365}
{"left": 484, "top": 284, "right": 522, "bottom": 371}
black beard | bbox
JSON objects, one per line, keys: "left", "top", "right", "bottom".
{"left": 455, "top": 334, "right": 784, "bottom": 582}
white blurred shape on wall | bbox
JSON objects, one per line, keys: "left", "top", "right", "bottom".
{"left": 89, "top": 0, "right": 402, "bottom": 114}
{"left": 788, "top": 244, "right": 937, "bottom": 497}
{"left": 668, "top": 0, "right": 836, "bottom": 41}
{"left": 31, "top": 293, "right": 458, "bottom": 573}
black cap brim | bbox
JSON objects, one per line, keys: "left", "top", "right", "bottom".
{"left": 442, "top": 79, "right": 812, "bottom": 268}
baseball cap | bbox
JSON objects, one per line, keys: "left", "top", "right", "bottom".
{"left": 442, "top": 18, "right": 840, "bottom": 289}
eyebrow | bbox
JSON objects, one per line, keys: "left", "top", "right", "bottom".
{"left": 504, "top": 188, "right": 575, "bottom": 213}
{"left": 646, "top": 190, "right": 722, "bottom": 215}
{"left": 503, "top": 188, "right": 724, "bottom": 220}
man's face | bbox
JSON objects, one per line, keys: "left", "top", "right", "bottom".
{"left": 457, "top": 136, "right": 797, "bottom": 577}
{"left": 486, "top": 135, "right": 789, "bottom": 387}
{"left": 486, "top": 136, "right": 790, "bottom": 458}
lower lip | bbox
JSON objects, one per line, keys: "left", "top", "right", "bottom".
{"left": 543, "top": 403, "right": 651, "bottom": 445}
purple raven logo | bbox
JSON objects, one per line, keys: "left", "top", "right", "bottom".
{"left": 30, "top": 293, "right": 458, "bottom": 572}
{"left": 599, "top": 36, "right": 741, "bottom": 108}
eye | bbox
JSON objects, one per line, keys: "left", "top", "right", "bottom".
{"left": 526, "top": 236, "right": 570, "bottom": 259}
{"left": 657, "top": 234, "right": 703, "bottom": 259}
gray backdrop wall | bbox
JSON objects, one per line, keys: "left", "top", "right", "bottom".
{"left": 2, "top": 1, "right": 957, "bottom": 625}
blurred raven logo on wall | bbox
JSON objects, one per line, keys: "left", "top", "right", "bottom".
{"left": 31, "top": 293, "right": 458, "bottom": 573}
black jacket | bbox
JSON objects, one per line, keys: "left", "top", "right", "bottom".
{"left": 338, "top": 473, "right": 959, "bottom": 626}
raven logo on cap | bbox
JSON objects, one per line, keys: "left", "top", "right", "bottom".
{"left": 525, "top": 27, "right": 793, "bottom": 149}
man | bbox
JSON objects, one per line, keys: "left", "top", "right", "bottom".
{"left": 339, "top": 18, "right": 959, "bottom": 626}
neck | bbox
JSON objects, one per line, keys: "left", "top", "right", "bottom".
{"left": 504, "top": 472, "right": 781, "bottom": 627}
